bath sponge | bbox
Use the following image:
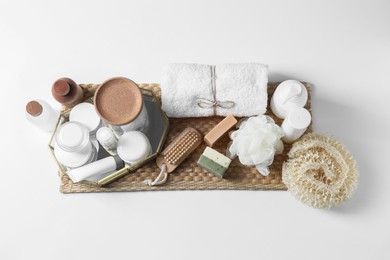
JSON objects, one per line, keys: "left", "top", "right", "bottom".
{"left": 282, "top": 133, "right": 358, "bottom": 208}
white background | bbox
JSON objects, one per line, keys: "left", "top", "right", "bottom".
{"left": 1, "top": 0, "right": 389, "bottom": 259}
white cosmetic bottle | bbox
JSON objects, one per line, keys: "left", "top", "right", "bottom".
{"left": 96, "top": 126, "right": 118, "bottom": 155}
{"left": 270, "top": 80, "right": 308, "bottom": 119}
{"left": 282, "top": 107, "right": 311, "bottom": 143}
{"left": 25, "top": 100, "right": 59, "bottom": 133}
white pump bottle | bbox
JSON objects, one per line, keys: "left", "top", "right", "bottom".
{"left": 270, "top": 80, "right": 308, "bottom": 119}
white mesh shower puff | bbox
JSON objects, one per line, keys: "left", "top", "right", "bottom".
{"left": 282, "top": 133, "right": 359, "bottom": 208}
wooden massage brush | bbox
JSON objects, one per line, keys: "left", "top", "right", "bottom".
{"left": 144, "top": 128, "right": 201, "bottom": 186}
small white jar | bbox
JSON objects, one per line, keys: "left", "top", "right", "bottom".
{"left": 117, "top": 131, "right": 152, "bottom": 165}
{"left": 54, "top": 121, "right": 97, "bottom": 168}
{"left": 282, "top": 107, "right": 311, "bottom": 143}
{"left": 69, "top": 102, "right": 102, "bottom": 137}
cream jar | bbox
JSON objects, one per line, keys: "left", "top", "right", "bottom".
{"left": 70, "top": 102, "right": 102, "bottom": 137}
{"left": 117, "top": 131, "right": 152, "bottom": 165}
{"left": 94, "top": 77, "right": 149, "bottom": 134}
{"left": 281, "top": 107, "right": 311, "bottom": 143}
{"left": 54, "top": 121, "right": 97, "bottom": 168}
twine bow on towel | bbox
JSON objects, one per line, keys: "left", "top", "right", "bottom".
{"left": 196, "top": 65, "right": 235, "bottom": 116}
{"left": 197, "top": 99, "right": 235, "bottom": 115}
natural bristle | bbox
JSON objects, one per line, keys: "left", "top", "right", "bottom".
{"left": 162, "top": 128, "right": 201, "bottom": 165}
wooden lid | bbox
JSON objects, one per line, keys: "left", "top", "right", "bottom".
{"left": 52, "top": 79, "right": 70, "bottom": 96}
{"left": 94, "top": 77, "right": 143, "bottom": 126}
{"left": 26, "top": 100, "right": 42, "bottom": 117}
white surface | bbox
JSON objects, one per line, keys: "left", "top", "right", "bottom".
{"left": 1, "top": 0, "right": 389, "bottom": 259}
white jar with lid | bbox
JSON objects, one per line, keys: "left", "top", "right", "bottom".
{"left": 54, "top": 121, "right": 97, "bottom": 169}
{"left": 117, "top": 131, "right": 152, "bottom": 165}
{"left": 69, "top": 102, "right": 102, "bottom": 137}
{"left": 282, "top": 107, "right": 311, "bottom": 143}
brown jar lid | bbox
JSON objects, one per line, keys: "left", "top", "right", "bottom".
{"left": 52, "top": 79, "right": 70, "bottom": 96}
{"left": 94, "top": 77, "right": 143, "bottom": 126}
{"left": 26, "top": 101, "right": 43, "bottom": 117}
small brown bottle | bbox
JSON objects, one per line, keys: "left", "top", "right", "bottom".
{"left": 51, "top": 77, "right": 84, "bottom": 108}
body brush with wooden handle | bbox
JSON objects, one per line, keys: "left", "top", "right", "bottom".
{"left": 144, "top": 127, "right": 201, "bottom": 186}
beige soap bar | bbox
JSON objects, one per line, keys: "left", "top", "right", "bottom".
{"left": 204, "top": 114, "right": 237, "bottom": 147}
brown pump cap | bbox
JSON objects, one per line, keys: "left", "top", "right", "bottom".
{"left": 52, "top": 79, "right": 71, "bottom": 96}
{"left": 26, "top": 101, "right": 43, "bottom": 117}
{"left": 94, "top": 77, "right": 143, "bottom": 126}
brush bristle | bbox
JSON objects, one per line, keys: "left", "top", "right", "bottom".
{"left": 163, "top": 129, "right": 200, "bottom": 165}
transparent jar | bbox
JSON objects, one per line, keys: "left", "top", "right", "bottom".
{"left": 119, "top": 103, "right": 149, "bottom": 133}
{"left": 54, "top": 121, "right": 97, "bottom": 169}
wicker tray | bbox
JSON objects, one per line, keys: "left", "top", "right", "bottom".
{"left": 58, "top": 82, "right": 312, "bottom": 193}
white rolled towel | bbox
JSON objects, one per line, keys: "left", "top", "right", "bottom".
{"left": 161, "top": 63, "right": 268, "bottom": 117}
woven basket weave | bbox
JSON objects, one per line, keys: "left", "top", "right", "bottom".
{"left": 58, "top": 82, "right": 312, "bottom": 193}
